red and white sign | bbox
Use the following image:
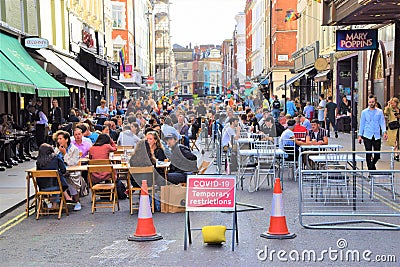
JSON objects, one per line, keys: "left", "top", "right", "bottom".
{"left": 147, "top": 76, "right": 155, "bottom": 85}
{"left": 186, "top": 175, "right": 236, "bottom": 211}
{"left": 245, "top": 81, "right": 252, "bottom": 89}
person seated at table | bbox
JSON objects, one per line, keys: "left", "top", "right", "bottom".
{"left": 68, "top": 109, "right": 80, "bottom": 123}
{"left": 53, "top": 130, "right": 80, "bottom": 167}
{"left": 72, "top": 127, "right": 92, "bottom": 158}
{"left": 117, "top": 122, "right": 141, "bottom": 147}
{"left": 129, "top": 139, "right": 165, "bottom": 187}
{"left": 293, "top": 116, "right": 308, "bottom": 141}
{"left": 188, "top": 115, "right": 201, "bottom": 140}
{"left": 36, "top": 143, "right": 75, "bottom": 208}
{"left": 258, "top": 115, "right": 276, "bottom": 141}
{"left": 164, "top": 133, "right": 198, "bottom": 184}
{"left": 247, "top": 112, "right": 259, "bottom": 133}
{"left": 221, "top": 117, "right": 240, "bottom": 152}
{"left": 83, "top": 119, "right": 99, "bottom": 143}
{"left": 305, "top": 119, "right": 328, "bottom": 145}
{"left": 146, "top": 131, "right": 168, "bottom": 177}
{"left": 279, "top": 119, "right": 304, "bottom": 161}
{"left": 161, "top": 117, "right": 181, "bottom": 144}
{"left": 174, "top": 114, "right": 189, "bottom": 147}
{"left": 53, "top": 130, "right": 82, "bottom": 209}
{"left": 299, "top": 114, "right": 312, "bottom": 131}
{"left": 88, "top": 134, "right": 117, "bottom": 184}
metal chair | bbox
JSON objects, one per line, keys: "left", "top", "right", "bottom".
{"left": 253, "top": 141, "right": 276, "bottom": 191}
{"left": 323, "top": 153, "right": 350, "bottom": 205}
{"left": 369, "top": 153, "right": 396, "bottom": 200}
{"left": 31, "top": 170, "right": 69, "bottom": 220}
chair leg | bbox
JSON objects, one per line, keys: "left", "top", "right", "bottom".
{"left": 36, "top": 195, "right": 42, "bottom": 220}
{"left": 91, "top": 191, "right": 95, "bottom": 214}
{"left": 151, "top": 189, "right": 155, "bottom": 213}
{"left": 58, "top": 198, "right": 63, "bottom": 219}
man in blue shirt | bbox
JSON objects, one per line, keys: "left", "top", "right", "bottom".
{"left": 358, "top": 94, "right": 388, "bottom": 170}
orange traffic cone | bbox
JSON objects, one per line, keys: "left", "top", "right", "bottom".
{"left": 128, "top": 180, "right": 163, "bottom": 242}
{"left": 260, "top": 178, "right": 296, "bottom": 239}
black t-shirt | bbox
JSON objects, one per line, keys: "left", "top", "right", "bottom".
{"left": 272, "top": 100, "right": 280, "bottom": 109}
{"left": 326, "top": 102, "right": 337, "bottom": 119}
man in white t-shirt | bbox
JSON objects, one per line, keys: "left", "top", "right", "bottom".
{"left": 221, "top": 117, "right": 240, "bottom": 149}
{"left": 317, "top": 94, "right": 326, "bottom": 128}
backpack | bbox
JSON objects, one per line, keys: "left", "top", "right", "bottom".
{"left": 116, "top": 179, "right": 127, "bottom": 200}
{"left": 273, "top": 100, "right": 280, "bottom": 110}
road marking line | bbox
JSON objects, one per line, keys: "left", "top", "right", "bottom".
{"left": 355, "top": 183, "right": 400, "bottom": 213}
{"left": 0, "top": 210, "right": 34, "bottom": 236}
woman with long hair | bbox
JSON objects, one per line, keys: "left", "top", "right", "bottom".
{"left": 145, "top": 131, "right": 167, "bottom": 177}
{"left": 88, "top": 134, "right": 117, "bottom": 183}
{"left": 384, "top": 97, "right": 400, "bottom": 161}
{"left": 36, "top": 144, "right": 74, "bottom": 208}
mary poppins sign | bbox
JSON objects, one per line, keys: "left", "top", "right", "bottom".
{"left": 336, "top": 29, "right": 378, "bottom": 51}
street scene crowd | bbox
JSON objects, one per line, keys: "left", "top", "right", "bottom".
{"left": 1, "top": 92, "right": 399, "bottom": 213}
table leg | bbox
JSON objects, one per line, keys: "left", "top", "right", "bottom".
{"left": 26, "top": 173, "right": 30, "bottom": 217}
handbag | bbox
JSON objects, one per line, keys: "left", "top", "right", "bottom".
{"left": 388, "top": 120, "right": 400, "bottom": 130}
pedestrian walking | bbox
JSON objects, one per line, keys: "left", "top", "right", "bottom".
{"left": 384, "top": 97, "right": 400, "bottom": 161}
{"left": 358, "top": 94, "right": 388, "bottom": 170}
{"left": 325, "top": 96, "right": 338, "bottom": 138}
{"left": 285, "top": 98, "right": 298, "bottom": 117}
{"left": 317, "top": 94, "right": 326, "bottom": 128}
{"left": 271, "top": 95, "right": 281, "bottom": 121}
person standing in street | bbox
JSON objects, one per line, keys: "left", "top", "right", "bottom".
{"left": 358, "top": 94, "right": 388, "bottom": 170}
{"left": 325, "top": 96, "right": 338, "bottom": 138}
{"left": 384, "top": 97, "right": 400, "bottom": 161}
{"left": 271, "top": 95, "right": 281, "bottom": 121}
{"left": 317, "top": 94, "right": 326, "bottom": 128}
{"left": 95, "top": 100, "right": 109, "bottom": 125}
{"left": 285, "top": 97, "right": 298, "bottom": 117}
{"left": 49, "top": 99, "right": 62, "bottom": 135}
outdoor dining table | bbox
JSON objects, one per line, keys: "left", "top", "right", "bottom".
{"left": 24, "top": 163, "right": 131, "bottom": 217}
{"left": 237, "top": 148, "right": 285, "bottom": 191}
{"left": 156, "top": 161, "right": 171, "bottom": 184}
{"left": 309, "top": 154, "right": 366, "bottom": 170}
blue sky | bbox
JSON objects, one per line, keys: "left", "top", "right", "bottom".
{"left": 170, "top": 0, "right": 245, "bottom": 46}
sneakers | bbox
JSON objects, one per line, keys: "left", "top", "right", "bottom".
{"left": 74, "top": 202, "right": 81, "bottom": 211}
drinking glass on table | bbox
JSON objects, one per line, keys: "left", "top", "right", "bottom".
{"left": 121, "top": 155, "right": 128, "bottom": 167}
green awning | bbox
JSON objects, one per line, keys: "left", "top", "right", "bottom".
{"left": 0, "top": 33, "right": 69, "bottom": 97}
{"left": 0, "top": 52, "right": 35, "bottom": 94}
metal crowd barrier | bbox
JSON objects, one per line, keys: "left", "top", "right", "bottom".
{"left": 298, "top": 150, "right": 400, "bottom": 230}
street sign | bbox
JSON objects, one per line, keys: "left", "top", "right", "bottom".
{"left": 245, "top": 81, "right": 252, "bottom": 89}
{"left": 147, "top": 76, "right": 155, "bottom": 85}
{"left": 186, "top": 175, "right": 236, "bottom": 212}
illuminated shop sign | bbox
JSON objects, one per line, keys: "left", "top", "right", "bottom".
{"left": 336, "top": 29, "right": 378, "bottom": 51}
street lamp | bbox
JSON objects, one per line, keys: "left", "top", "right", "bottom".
{"left": 145, "top": 9, "right": 152, "bottom": 77}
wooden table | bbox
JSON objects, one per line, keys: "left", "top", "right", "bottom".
{"left": 24, "top": 164, "right": 130, "bottom": 217}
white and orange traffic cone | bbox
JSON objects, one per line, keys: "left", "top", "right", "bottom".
{"left": 128, "top": 180, "right": 163, "bottom": 242}
{"left": 260, "top": 178, "right": 296, "bottom": 239}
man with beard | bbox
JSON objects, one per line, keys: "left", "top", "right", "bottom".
{"left": 164, "top": 132, "right": 198, "bottom": 184}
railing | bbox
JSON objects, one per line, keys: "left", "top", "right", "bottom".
{"left": 298, "top": 150, "right": 400, "bottom": 230}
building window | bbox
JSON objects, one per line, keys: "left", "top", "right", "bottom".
{"left": 183, "top": 85, "right": 188, "bottom": 94}
{"left": 183, "top": 71, "right": 188, "bottom": 80}
{"left": 112, "top": 4, "right": 125, "bottom": 28}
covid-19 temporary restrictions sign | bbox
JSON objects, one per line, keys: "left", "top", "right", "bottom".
{"left": 186, "top": 175, "right": 236, "bottom": 212}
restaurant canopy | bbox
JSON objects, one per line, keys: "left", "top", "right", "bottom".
{"left": 0, "top": 33, "right": 69, "bottom": 97}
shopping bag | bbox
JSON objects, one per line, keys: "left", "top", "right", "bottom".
{"left": 160, "top": 184, "right": 186, "bottom": 213}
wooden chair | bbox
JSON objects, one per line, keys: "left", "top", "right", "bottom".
{"left": 196, "top": 160, "right": 213, "bottom": 174}
{"left": 88, "top": 159, "right": 111, "bottom": 165}
{"left": 190, "top": 128, "right": 201, "bottom": 151}
{"left": 128, "top": 166, "right": 155, "bottom": 214}
{"left": 31, "top": 170, "right": 69, "bottom": 220}
{"left": 87, "top": 165, "right": 120, "bottom": 213}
